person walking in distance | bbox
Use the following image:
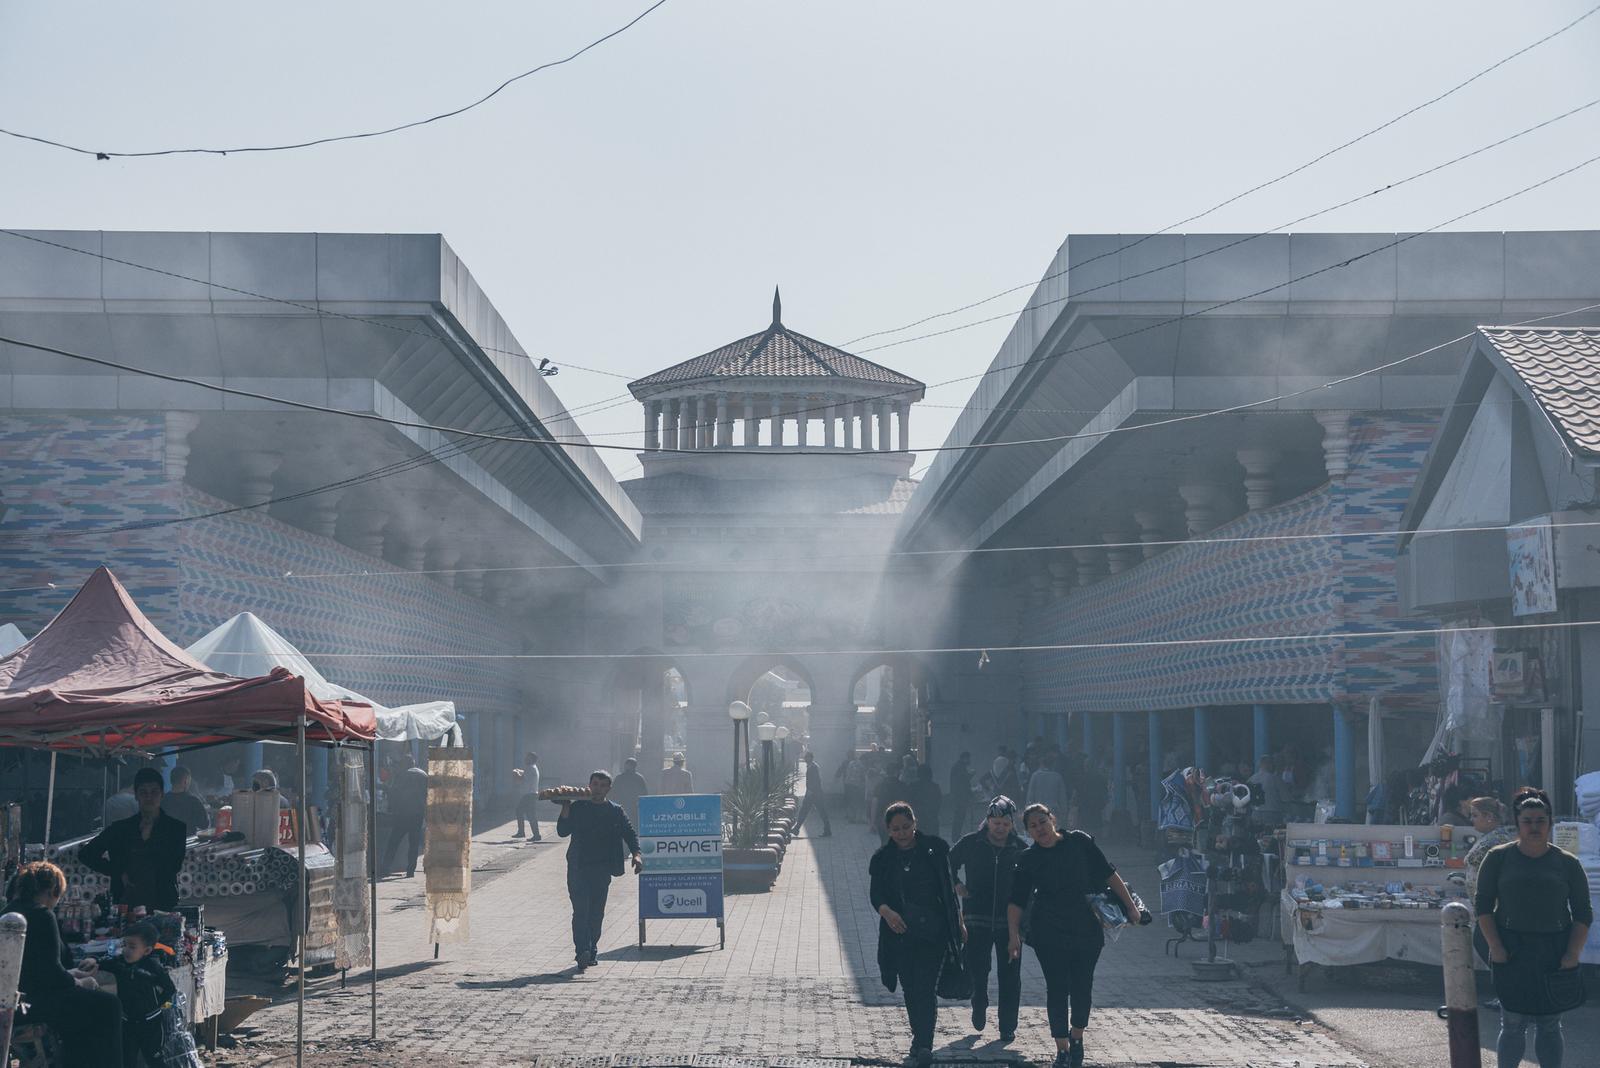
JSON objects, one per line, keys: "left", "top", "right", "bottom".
{"left": 380, "top": 753, "right": 429, "bottom": 878}
{"left": 870, "top": 802, "right": 965, "bottom": 1068}
{"left": 1026, "top": 754, "right": 1068, "bottom": 829}
{"left": 1476, "top": 786, "right": 1592, "bottom": 1068}
{"left": 794, "top": 750, "right": 833, "bottom": 838}
{"left": 947, "top": 751, "right": 975, "bottom": 841}
{"left": 1008, "top": 803, "right": 1151, "bottom": 1068}
{"left": 610, "top": 757, "right": 649, "bottom": 828}
{"left": 513, "top": 751, "right": 542, "bottom": 840}
{"left": 556, "top": 770, "right": 643, "bottom": 969}
{"left": 660, "top": 752, "right": 694, "bottom": 794}
{"left": 950, "top": 796, "right": 1025, "bottom": 1042}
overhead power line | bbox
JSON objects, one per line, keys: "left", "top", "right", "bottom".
{"left": 842, "top": 1, "right": 1600, "bottom": 348}
{"left": 294, "top": 618, "right": 1600, "bottom": 661}
{"left": 0, "top": 1, "right": 670, "bottom": 159}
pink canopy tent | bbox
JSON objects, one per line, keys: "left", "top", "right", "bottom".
{"left": 0, "top": 567, "right": 375, "bottom": 751}
{"left": 0, "top": 567, "right": 379, "bottom": 1064}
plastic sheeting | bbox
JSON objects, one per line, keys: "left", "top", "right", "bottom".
{"left": 0, "top": 624, "right": 25, "bottom": 657}
{"left": 185, "top": 612, "right": 455, "bottom": 742}
{"left": 425, "top": 747, "right": 473, "bottom": 945}
{"left": 332, "top": 749, "right": 372, "bottom": 972}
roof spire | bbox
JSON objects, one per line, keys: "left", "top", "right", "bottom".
{"left": 772, "top": 285, "right": 782, "bottom": 327}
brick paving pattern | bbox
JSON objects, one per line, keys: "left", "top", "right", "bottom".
{"left": 222, "top": 813, "right": 1371, "bottom": 1068}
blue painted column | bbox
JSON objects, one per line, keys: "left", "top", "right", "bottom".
{"left": 1193, "top": 706, "right": 1210, "bottom": 774}
{"left": 1055, "top": 714, "right": 1069, "bottom": 750}
{"left": 1082, "top": 711, "right": 1096, "bottom": 757}
{"left": 242, "top": 742, "right": 265, "bottom": 781}
{"left": 1253, "top": 705, "right": 1270, "bottom": 769}
{"left": 310, "top": 748, "right": 329, "bottom": 810}
{"left": 512, "top": 716, "right": 526, "bottom": 770}
{"left": 1111, "top": 713, "right": 1127, "bottom": 813}
{"left": 1147, "top": 711, "right": 1162, "bottom": 823}
{"left": 1334, "top": 705, "right": 1356, "bottom": 820}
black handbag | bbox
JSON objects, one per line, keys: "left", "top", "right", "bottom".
{"left": 937, "top": 940, "right": 970, "bottom": 999}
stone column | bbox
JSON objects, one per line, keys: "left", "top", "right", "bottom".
{"left": 301, "top": 492, "right": 342, "bottom": 539}
{"left": 338, "top": 504, "right": 388, "bottom": 558}
{"left": 163, "top": 411, "right": 201, "bottom": 481}
{"left": 797, "top": 402, "right": 810, "bottom": 448}
{"left": 895, "top": 402, "right": 909, "bottom": 452}
{"left": 1237, "top": 448, "right": 1279, "bottom": 510}
{"left": 235, "top": 450, "right": 282, "bottom": 505}
{"left": 457, "top": 565, "right": 485, "bottom": 599}
{"left": 1133, "top": 509, "right": 1168, "bottom": 559}
{"left": 875, "top": 403, "right": 891, "bottom": 451}
{"left": 1102, "top": 531, "right": 1138, "bottom": 574}
{"left": 676, "top": 399, "right": 693, "bottom": 451}
{"left": 856, "top": 404, "right": 869, "bottom": 451}
{"left": 644, "top": 401, "right": 660, "bottom": 450}
{"left": 389, "top": 535, "right": 427, "bottom": 573}
{"left": 769, "top": 396, "right": 784, "bottom": 448}
{"left": 1316, "top": 411, "right": 1353, "bottom": 480}
{"left": 694, "top": 396, "right": 709, "bottom": 449}
{"left": 1047, "top": 557, "right": 1073, "bottom": 600}
{"left": 1178, "top": 482, "right": 1229, "bottom": 537}
{"left": 1073, "top": 547, "right": 1107, "bottom": 588}
{"left": 715, "top": 395, "right": 730, "bottom": 448}
{"left": 742, "top": 395, "right": 757, "bottom": 447}
{"left": 842, "top": 402, "right": 856, "bottom": 449}
{"left": 823, "top": 397, "right": 837, "bottom": 447}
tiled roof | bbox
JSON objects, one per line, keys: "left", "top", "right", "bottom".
{"left": 628, "top": 308, "right": 923, "bottom": 397}
{"left": 1478, "top": 327, "right": 1600, "bottom": 457}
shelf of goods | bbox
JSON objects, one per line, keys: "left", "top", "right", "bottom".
{"left": 44, "top": 833, "right": 339, "bottom": 968}
{"left": 1280, "top": 822, "right": 1470, "bottom": 971}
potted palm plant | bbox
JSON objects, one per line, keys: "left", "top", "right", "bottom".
{"left": 722, "top": 769, "right": 797, "bottom": 891}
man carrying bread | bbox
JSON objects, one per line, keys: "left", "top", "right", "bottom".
{"left": 554, "top": 769, "right": 642, "bottom": 969}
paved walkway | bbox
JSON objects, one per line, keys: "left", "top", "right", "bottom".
{"left": 219, "top": 813, "right": 1373, "bottom": 1068}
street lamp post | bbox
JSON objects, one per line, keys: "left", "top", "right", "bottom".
{"left": 729, "top": 701, "right": 752, "bottom": 842}
{"left": 776, "top": 725, "right": 790, "bottom": 769}
{"left": 757, "top": 722, "right": 778, "bottom": 842}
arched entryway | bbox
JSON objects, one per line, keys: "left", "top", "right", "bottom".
{"left": 606, "top": 650, "right": 690, "bottom": 777}
{"left": 848, "top": 655, "right": 939, "bottom": 763}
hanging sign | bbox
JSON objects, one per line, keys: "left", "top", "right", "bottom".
{"left": 1506, "top": 523, "right": 1557, "bottom": 616}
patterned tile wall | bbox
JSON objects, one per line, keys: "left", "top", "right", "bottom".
{"left": 1018, "top": 414, "right": 1441, "bottom": 714}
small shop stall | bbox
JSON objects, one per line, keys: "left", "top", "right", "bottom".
{"left": 0, "top": 567, "right": 381, "bottom": 1067}
{"left": 1280, "top": 821, "right": 1470, "bottom": 987}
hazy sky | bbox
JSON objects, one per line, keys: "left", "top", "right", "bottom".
{"left": 4, "top": 2, "right": 1599, "bottom": 480}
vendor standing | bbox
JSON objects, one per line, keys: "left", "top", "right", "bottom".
{"left": 80, "top": 767, "right": 186, "bottom": 910}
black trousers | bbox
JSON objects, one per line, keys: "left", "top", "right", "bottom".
{"left": 964, "top": 924, "right": 1021, "bottom": 1033}
{"left": 1032, "top": 937, "right": 1103, "bottom": 1036}
{"left": 516, "top": 794, "right": 542, "bottom": 838}
{"left": 381, "top": 815, "right": 424, "bottom": 875}
{"left": 28, "top": 986, "right": 124, "bottom": 1068}
{"left": 795, "top": 790, "right": 831, "bottom": 833}
{"left": 894, "top": 935, "right": 947, "bottom": 1050}
{"left": 567, "top": 864, "right": 614, "bottom": 960}
{"left": 123, "top": 1012, "right": 164, "bottom": 1067}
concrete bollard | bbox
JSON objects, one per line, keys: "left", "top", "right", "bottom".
{"left": 0, "top": 911, "right": 27, "bottom": 1068}
{"left": 1440, "top": 901, "right": 1481, "bottom": 1068}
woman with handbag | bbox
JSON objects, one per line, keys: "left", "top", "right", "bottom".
{"left": 1006, "top": 803, "right": 1151, "bottom": 1068}
{"left": 869, "top": 801, "right": 967, "bottom": 1067}
{"left": 1476, "top": 786, "right": 1592, "bottom": 1068}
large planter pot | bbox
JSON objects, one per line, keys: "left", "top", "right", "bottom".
{"left": 724, "top": 846, "right": 781, "bottom": 892}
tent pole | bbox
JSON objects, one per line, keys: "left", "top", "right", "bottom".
{"left": 296, "top": 718, "right": 307, "bottom": 1068}
{"left": 368, "top": 742, "right": 378, "bottom": 1041}
{"left": 42, "top": 752, "right": 57, "bottom": 852}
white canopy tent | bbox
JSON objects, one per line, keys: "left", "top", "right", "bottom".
{"left": 185, "top": 613, "right": 457, "bottom": 742}
{"left": 0, "top": 624, "right": 25, "bottom": 657}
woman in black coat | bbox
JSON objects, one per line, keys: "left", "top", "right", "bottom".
{"left": 869, "top": 802, "right": 966, "bottom": 1067}
{"left": 7, "top": 861, "right": 123, "bottom": 1068}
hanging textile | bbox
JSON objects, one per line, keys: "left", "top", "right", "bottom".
{"left": 332, "top": 749, "right": 371, "bottom": 971}
{"left": 425, "top": 747, "right": 474, "bottom": 945}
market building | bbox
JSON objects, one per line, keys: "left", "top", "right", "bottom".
{"left": 891, "top": 230, "right": 1600, "bottom": 821}
{"left": 0, "top": 230, "right": 641, "bottom": 824}
{"left": 1399, "top": 325, "right": 1600, "bottom": 812}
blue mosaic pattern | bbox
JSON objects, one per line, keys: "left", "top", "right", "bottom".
{"left": 1019, "top": 414, "right": 1441, "bottom": 713}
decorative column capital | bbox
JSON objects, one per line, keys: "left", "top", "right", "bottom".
{"left": 1178, "top": 481, "right": 1230, "bottom": 537}
{"left": 1236, "top": 448, "right": 1280, "bottom": 510}
{"left": 1072, "top": 546, "right": 1107, "bottom": 587}
{"left": 163, "top": 411, "right": 202, "bottom": 482}
{"left": 1314, "top": 411, "right": 1353, "bottom": 480}
{"left": 1101, "top": 531, "right": 1138, "bottom": 574}
{"left": 235, "top": 449, "right": 282, "bottom": 505}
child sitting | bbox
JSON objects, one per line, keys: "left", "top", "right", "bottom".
{"left": 100, "top": 921, "right": 177, "bottom": 1067}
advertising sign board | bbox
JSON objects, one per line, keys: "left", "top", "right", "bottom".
{"left": 638, "top": 794, "right": 724, "bottom": 945}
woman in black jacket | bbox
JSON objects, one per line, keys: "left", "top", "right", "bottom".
{"left": 1476, "top": 786, "right": 1592, "bottom": 1068}
{"left": 7, "top": 861, "right": 123, "bottom": 1068}
{"left": 949, "top": 795, "right": 1025, "bottom": 1042}
{"left": 1006, "top": 803, "right": 1150, "bottom": 1068}
{"left": 869, "top": 801, "right": 965, "bottom": 1067}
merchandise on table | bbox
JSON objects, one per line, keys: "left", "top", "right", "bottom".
{"left": 1286, "top": 875, "right": 1467, "bottom": 914}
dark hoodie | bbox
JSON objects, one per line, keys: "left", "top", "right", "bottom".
{"left": 868, "top": 831, "right": 959, "bottom": 992}
{"left": 948, "top": 826, "right": 1025, "bottom": 931}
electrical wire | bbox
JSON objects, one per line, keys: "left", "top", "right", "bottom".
{"left": 292, "top": 618, "right": 1600, "bottom": 661}
{"left": 6, "top": 88, "right": 1597, "bottom": 433}
{"left": 0, "top": 1, "right": 670, "bottom": 159}
{"left": 7, "top": 149, "right": 1596, "bottom": 465}
{"left": 841, "top": 1, "right": 1600, "bottom": 348}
